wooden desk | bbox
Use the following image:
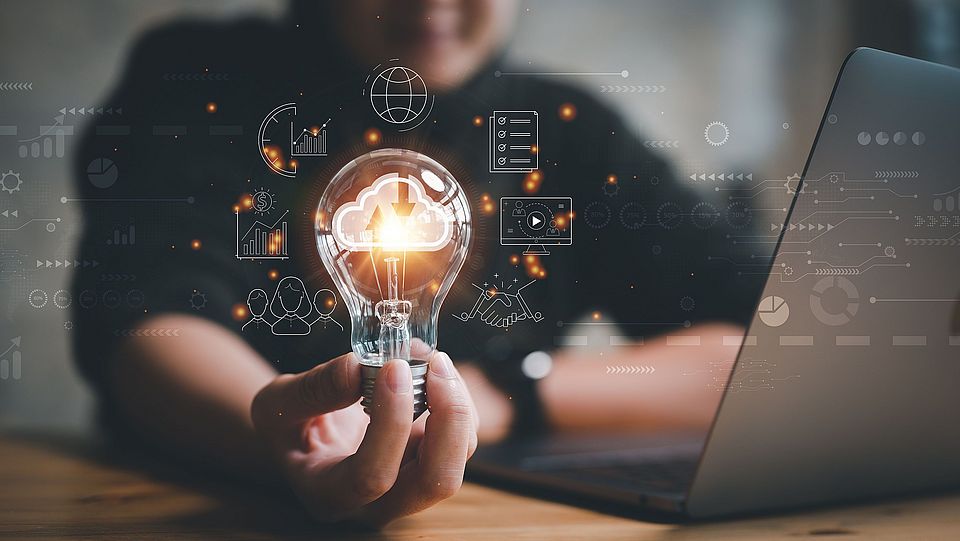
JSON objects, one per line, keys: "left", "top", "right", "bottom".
{"left": 1, "top": 433, "right": 959, "bottom": 540}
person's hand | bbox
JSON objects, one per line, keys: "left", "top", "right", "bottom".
{"left": 250, "top": 351, "right": 478, "bottom": 526}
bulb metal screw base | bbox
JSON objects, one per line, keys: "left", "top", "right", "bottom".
{"left": 360, "top": 359, "right": 428, "bottom": 420}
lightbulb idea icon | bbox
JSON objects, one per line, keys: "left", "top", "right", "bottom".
{"left": 316, "top": 149, "right": 472, "bottom": 419}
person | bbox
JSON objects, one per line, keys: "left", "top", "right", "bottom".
{"left": 269, "top": 276, "right": 313, "bottom": 336}
{"left": 311, "top": 289, "right": 344, "bottom": 331}
{"left": 71, "top": 0, "right": 760, "bottom": 526}
{"left": 241, "top": 288, "right": 271, "bottom": 332}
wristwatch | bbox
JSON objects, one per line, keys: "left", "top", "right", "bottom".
{"left": 480, "top": 340, "right": 552, "bottom": 437}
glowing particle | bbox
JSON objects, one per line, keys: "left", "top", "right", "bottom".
{"left": 558, "top": 102, "right": 577, "bottom": 121}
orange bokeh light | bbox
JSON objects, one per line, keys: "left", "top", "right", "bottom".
{"left": 206, "top": 102, "right": 217, "bottom": 113}
{"left": 190, "top": 239, "right": 202, "bottom": 250}
{"left": 232, "top": 304, "right": 249, "bottom": 321}
{"left": 558, "top": 102, "right": 577, "bottom": 121}
{"left": 364, "top": 128, "right": 382, "bottom": 145}
{"left": 472, "top": 115, "right": 484, "bottom": 127}
{"left": 523, "top": 170, "right": 543, "bottom": 194}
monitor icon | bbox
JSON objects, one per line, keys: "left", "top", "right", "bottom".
{"left": 500, "top": 196, "right": 573, "bottom": 255}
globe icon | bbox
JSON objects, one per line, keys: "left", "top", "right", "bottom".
{"left": 369, "top": 66, "right": 429, "bottom": 125}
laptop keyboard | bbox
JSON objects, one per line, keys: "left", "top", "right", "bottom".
{"left": 554, "top": 459, "right": 697, "bottom": 494}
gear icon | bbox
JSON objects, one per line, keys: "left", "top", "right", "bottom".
{"left": 583, "top": 201, "right": 611, "bottom": 229}
{"left": 704, "top": 121, "right": 730, "bottom": 147}
{"left": 602, "top": 181, "right": 620, "bottom": 197}
{"left": 785, "top": 173, "right": 803, "bottom": 194}
{"left": 657, "top": 202, "right": 684, "bottom": 230}
{"left": 189, "top": 290, "right": 207, "bottom": 310}
{"left": 1, "top": 170, "right": 23, "bottom": 194}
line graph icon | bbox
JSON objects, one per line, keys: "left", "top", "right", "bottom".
{"left": 291, "top": 118, "right": 329, "bottom": 157}
{"left": 258, "top": 103, "right": 331, "bottom": 177}
{"left": 18, "top": 112, "right": 69, "bottom": 159}
{"left": 0, "top": 336, "right": 21, "bottom": 380}
{"left": 236, "top": 209, "right": 289, "bottom": 260}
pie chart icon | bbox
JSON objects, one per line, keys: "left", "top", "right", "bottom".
{"left": 87, "top": 158, "right": 118, "bottom": 189}
{"left": 758, "top": 295, "right": 790, "bottom": 327}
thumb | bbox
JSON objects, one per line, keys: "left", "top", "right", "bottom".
{"left": 252, "top": 353, "right": 361, "bottom": 425}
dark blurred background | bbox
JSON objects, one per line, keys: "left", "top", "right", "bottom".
{"left": 0, "top": 0, "right": 957, "bottom": 430}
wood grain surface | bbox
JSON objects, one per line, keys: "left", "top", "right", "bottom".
{"left": 1, "top": 432, "right": 958, "bottom": 540}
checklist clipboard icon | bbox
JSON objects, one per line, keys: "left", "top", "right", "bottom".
{"left": 489, "top": 110, "right": 539, "bottom": 173}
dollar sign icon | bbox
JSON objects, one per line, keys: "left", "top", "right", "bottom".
{"left": 252, "top": 189, "right": 273, "bottom": 214}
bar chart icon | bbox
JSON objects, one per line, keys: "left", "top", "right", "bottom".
{"left": 236, "top": 210, "right": 290, "bottom": 260}
{"left": 18, "top": 126, "right": 70, "bottom": 159}
{"left": 106, "top": 224, "right": 136, "bottom": 245}
{"left": 933, "top": 186, "right": 959, "bottom": 213}
{"left": 0, "top": 336, "right": 21, "bottom": 381}
{"left": 291, "top": 119, "right": 329, "bottom": 157}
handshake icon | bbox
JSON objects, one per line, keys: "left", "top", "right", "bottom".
{"left": 453, "top": 280, "right": 544, "bottom": 328}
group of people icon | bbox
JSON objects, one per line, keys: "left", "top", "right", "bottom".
{"left": 241, "top": 276, "right": 343, "bottom": 336}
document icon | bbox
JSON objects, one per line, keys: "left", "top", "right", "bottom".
{"left": 489, "top": 110, "right": 538, "bottom": 173}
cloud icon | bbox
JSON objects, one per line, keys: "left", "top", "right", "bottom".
{"left": 332, "top": 172, "right": 452, "bottom": 252}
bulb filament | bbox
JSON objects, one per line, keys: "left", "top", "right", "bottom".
{"left": 375, "top": 256, "right": 412, "bottom": 361}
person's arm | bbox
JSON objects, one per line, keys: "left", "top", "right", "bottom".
{"left": 108, "top": 312, "right": 480, "bottom": 525}
{"left": 458, "top": 323, "right": 742, "bottom": 439}
{"left": 108, "top": 313, "right": 278, "bottom": 480}
{"left": 538, "top": 323, "right": 740, "bottom": 433}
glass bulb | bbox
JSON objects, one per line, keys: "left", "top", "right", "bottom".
{"left": 315, "top": 148, "right": 472, "bottom": 418}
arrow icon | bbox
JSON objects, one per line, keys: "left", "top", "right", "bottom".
{"left": 364, "top": 206, "right": 384, "bottom": 240}
{"left": 0, "top": 336, "right": 20, "bottom": 358}
{"left": 392, "top": 182, "right": 416, "bottom": 217}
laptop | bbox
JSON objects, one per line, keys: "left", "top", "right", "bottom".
{"left": 468, "top": 48, "right": 960, "bottom": 521}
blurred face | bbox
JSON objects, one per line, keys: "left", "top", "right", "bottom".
{"left": 333, "top": 0, "right": 519, "bottom": 91}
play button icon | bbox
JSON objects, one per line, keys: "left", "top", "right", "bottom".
{"left": 527, "top": 211, "right": 546, "bottom": 230}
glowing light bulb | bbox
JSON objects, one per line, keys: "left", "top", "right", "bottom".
{"left": 315, "top": 149, "right": 472, "bottom": 419}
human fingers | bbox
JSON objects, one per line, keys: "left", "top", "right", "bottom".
{"left": 316, "top": 359, "right": 414, "bottom": 516}
{"left": 358, "top": 353, "right": 476, "bottom": 524}
{"left": 251, "top": 352, "right": 360, "bottom": 429}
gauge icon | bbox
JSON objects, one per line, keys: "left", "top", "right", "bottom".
{"left": 258, "top": 103, "right": 299, "bottom": 177}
